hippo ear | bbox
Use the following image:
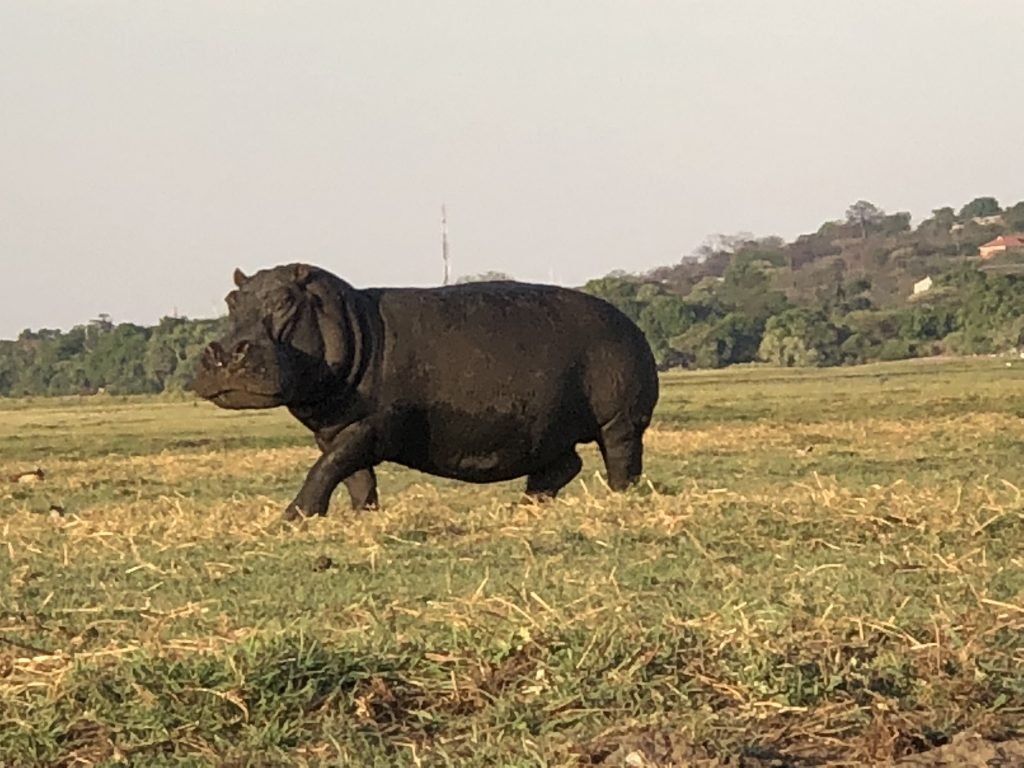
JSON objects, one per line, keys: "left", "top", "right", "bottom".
{"left": 294, "top": 264, "right": 314, "bottom": 287}
{"left": 303, "top": 279, "right": 352, "bottom": 374}
{"left": 233, "top": 268, "right": 249, "bottom": 288}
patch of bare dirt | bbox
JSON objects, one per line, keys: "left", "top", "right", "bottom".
{"left": 576, "top": 729, "right": 1024, "bottom": 767}
{"left": 894, "top": 732, "right": 1024, "bottom": 767}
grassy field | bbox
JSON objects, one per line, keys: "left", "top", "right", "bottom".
{"left": 1, "top": 359, "right": 1023, "bottom": 767}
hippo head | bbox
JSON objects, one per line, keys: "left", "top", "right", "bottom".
{"left": 194, "top": 263, "right": 358, "bottom": 409}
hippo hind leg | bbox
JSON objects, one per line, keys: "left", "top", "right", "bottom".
{"left": 598, "top": 412, "right": 644, "bottom": 492}
{"left": 283, "top": 467, "right": 377, "bottom": 520}
{"left": 343, "top": 468, "right": 379, "bottom": 511}
{"left": 525, "top": 450, "right": 583, "bottom": 500}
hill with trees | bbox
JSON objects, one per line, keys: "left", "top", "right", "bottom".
{"left": 583, "top": 195, "right": 1024, "bottom": 369}
{"left": 3, "top": 194, "right": 1024, "bottom": 396}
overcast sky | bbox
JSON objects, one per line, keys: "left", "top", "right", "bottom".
{"left": 2, "top": 1, "right": 1022, "bottom": 338}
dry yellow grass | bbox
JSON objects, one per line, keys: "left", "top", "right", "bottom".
{"left": 1, "top": 362, "right": 1023, "bottom": 765}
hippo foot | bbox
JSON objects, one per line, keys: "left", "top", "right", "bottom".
{"left": 282, "top": 500, "right": 329, "bottom": 522}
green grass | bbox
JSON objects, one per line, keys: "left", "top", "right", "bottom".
{"left": 1, "top": 358, "right": 1023, "bottom": 766}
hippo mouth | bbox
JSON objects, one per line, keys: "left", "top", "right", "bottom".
{"left": 201, "top": 388, "right": 287, "bottom": 409}
{"left": 193, "top": 370, "right": 289, "bottom": 408}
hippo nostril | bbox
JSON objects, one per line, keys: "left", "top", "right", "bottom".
{"left": 205, "top": 342, "right": 227, "bottom": 368}
{"left": 233, "top": 341, "right": 251, "bottom": 361}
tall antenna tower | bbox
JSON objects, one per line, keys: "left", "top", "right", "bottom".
{"left": 441, "top": 204, "right": 450, "bottom": 286}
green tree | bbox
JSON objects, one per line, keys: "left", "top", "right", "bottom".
{"left": 896, "top": 305, "right": 956, "bottom": 342}
{"left": 581, "top": 275, "right": 645, "bottom": 323}
{"left": 669, "top": 323, "right": 719, "bottom": 368}
{"left": 958, "top": 196, "right": 1000, "bottom": 220}
{"left": 48, "top": 358, "right": 92, "bottom": 395}
{"left": 0, "top": 341, "right": 22, "bottom": 395}
{"left": 668, "top": 313, "right": 761, "bottom": 369}
{"left": 1003, "top": 200, "right": 1024, "bottom": 230}
{"left": 931, "top": 206, "right": 956, "bottom": 227}
{"left": 85, "top": 323, "right": 156, "bottom": 394}
{"left": 914, "top": 206, "right": 958, "bottom": 246}
{"left": 759, "top": 308, "right": 843, "bottom": 367}
{"left": 879, "top": 211, "right": 912, "bottom": 236}
{"left": 710, "top": 312, "right": 763, "bottom": 365}
{"left": 845, "top": 200, "right": 886, "bottom": 240}
{"left": 636, "top": 295, "right": 697, "bottom": 364}
{"left": 719, "top": 260, "right": 789, "bottom": 321}
{"left": 991, "top": 315, "right": 1024, "bottom": 353}
{"left": 455, "top": 271, "right": 515, "bottom": 284}
{"left": 145, "top": 317, "right": 227, "bottom": 392}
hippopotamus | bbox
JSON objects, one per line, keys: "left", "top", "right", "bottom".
{"left": 193, "top": 263, "right": 659, "bottom": 520}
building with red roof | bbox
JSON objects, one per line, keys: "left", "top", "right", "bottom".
{"left": 978, "top": 235, "right": 1024, "bottom": 260}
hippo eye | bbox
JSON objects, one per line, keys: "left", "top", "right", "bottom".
{"left": 271, "top": 289, "right": 294, "bottom": 312}
{"left": 266, "top": 289, "right": 298, "bottom": 340}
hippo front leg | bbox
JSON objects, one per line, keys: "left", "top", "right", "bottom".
{"left": 283, "top": 423, "right": 378, "bottom": 521}
{"left": 313, "top": 434, "right": 379, "bottom": 511}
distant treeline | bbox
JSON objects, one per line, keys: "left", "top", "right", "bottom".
{"left": 4, "top": 195, "right": 1024, "bottom": 395}
{"left": 2, "top": 265, "right": 1022, "bottom": 398}
{"left": 0, "top": 316, "right": 225, "bottom": 397}
{"left": 586, "top": 262, "right": 1024, "bottom": 370}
